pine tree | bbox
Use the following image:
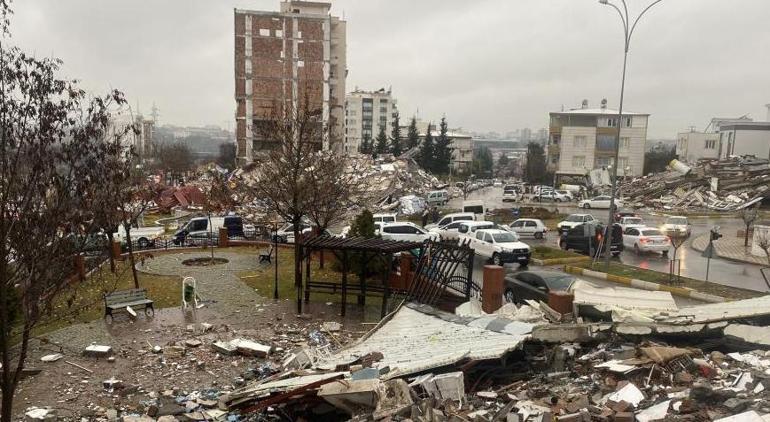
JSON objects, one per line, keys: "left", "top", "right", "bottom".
{"left": 406, "top": 117, "right": 420, "bottom": 150}
{"left": 375, "top": 125, "right": 388, "bottom": 156}
{"left": 390, "top": 113, "right": 402, "bottom": 156}
{"left": 433, "top": 116, "right": 454, "bottom": 175}
{"left": 418, "top": 123, "right": 435, "bottom": 172}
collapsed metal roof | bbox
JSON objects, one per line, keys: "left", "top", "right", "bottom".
{"left": 314, "top": 303, "right": 531, "bottom": 379}
{"left": 659, "top": 295, "right": 770, "bottom": 324}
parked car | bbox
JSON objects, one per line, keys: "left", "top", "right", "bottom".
{"left": 504, "top": 271, "right": 580, "bottom": 304}
{"left": 661, "top": 216, "right": 692, "bottom": 237}
{"left": 493, "top": 180, "right": 503, "bottom": 187}
{"left": 623, "top": 227, "right": 671, "bottom": 256}
{"left": 426, "top": 190, "right": 449, "bottom": 206}
{"left": 509, "top": 218, "right": 548, "bottom": 239}
{"left": 555, "top": 190, "right": 574, "bottom": 201}
{"left": 578, "top": 196, "right": 623, "bottom": 209}
{"left": 428, "top": 219, "right": 477, "bottom": 241}
{"left": 372, "top": 213, "right": 397, "bottom": 224}
{"left": 425, "top": 212, "right": 476, "bottom": 230}
{"left": 456, "top": 221, "right": 497, "bottom": 243}
{"left": 469, "top": 229, "right": 531, "bottom": 267}
{"left": 556, "top": 214, "right": 596, "bottom": 234}
{"left": 618, "top": 216, "right": 645, "bottom": 231}
{"left": 535, "top": 191, "right": 571, "bottom": 203}
{"left": 462, "top": 200, "right": 486, "bottom": 221}
{"left": 274, "top": 223, "right": 311, "bottom": 244}
{"left": 614, "top": 209, "right": 637, "bottom": 222}
{"left": 502, "top": 188, "right": 518, "bottom": 202}
{"left": 173, "top": 215, "right": 244, "bottom": 246}
{"left": 117, "top": 224, "right": 165, "bottom": 248}
{"left": 381, "top": 222, "right": 438, "bottom": 243}
{"left": 559, "top": 222, "right": 623, "bottom": 257}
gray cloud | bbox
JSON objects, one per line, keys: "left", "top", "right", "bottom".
{"left": 10, "top": 0, "right": 770, "bottom": 137}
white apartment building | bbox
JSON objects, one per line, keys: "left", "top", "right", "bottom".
{"left": 344, "top": 88, "right": 398, "bottom": 154}
{"left": 547, "top": 100, "right": 649, "bottom": 178}
{"left": 718, "top": 121, "right": 770, "bottom": 159}
{"left": 405, "top": 118, "right": 473, "bottom": 173}
{"left": 676, "top": 129, "right": 720, "bottom": 163}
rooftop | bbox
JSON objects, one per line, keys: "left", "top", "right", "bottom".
{"left": 720, "top": 121, "right": 770, "bottom": 130}
{"left": 552, "top": 108, "right": 648, "bottom": 116}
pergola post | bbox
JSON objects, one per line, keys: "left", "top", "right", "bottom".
{"left": 381, "top": 253, "right": 393, "bottom": 318}
{"left": 358, "top": 251, "right": 367, "bottom": 306}
{"left": 304, "top": 247, "right": 312, "bottom": 304}
{"left": 341, "top": 250, "right": 348, "bottom": 317}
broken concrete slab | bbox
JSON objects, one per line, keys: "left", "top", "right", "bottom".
{"left": 231, "top": 338, "right": 271, "bottom": 357}
{"left": 24, "top": 407, "right": 56, "bottom": 421}
{"left": 39, "top": 353, "right": 63, "bottom": 363}
{"left": 211, "top": 340, "right": 237, "bottom": 355}
{"left": 83, "top": 344, "right": 112, "bottom": 357}
{"left": 318, "top": 378, "right": 381, "bottom": 415}
{"left": 185, "top": 339, "right": 203, "bottom": 348}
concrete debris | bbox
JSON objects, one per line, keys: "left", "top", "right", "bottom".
{"left": 24, "top": 407, "right": 56, "bottom": 421}
{"left": 83, "top": 344, "right": 112, "bottom": 357}
{"left": 621, "top": 155, "right": 770, "bottom": 211}
{"left": 39, "top": 353, "right": 63, "bottom": 363}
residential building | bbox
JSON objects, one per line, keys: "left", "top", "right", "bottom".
{"left": 676, "top": 129, "right": 720, "bottom": 163}
{"left": 234, "top": 1, "right": 346, "bottom": 164}
{"left": 547, "top": 99, "right": 649, "bottom": 179}
{"left": 344, "top": 88, "right": 398, "bottom": 154}
{"left": 718, "top": 121, "right": 770, "bottom": 159}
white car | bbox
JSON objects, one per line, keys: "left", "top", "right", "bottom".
{"left": 555, "top": 190, "right": 574, "bottom": 201}
{"left": 275, "top": 223, "right": 312, "bottom": 243}
{"left": 618, "top": 216, "right": 645, "bottom": 231}
{"left": 469, "top": 229, "right": 531, "bottom": 267}
{"left": 557, "top": 214, "right": 596, "bottom": 234}
{"left": 456, "top": 221, "right": 497, "bottom": 243}
{"left": 661, "top": 216, "right": 692, "bottom": 237}
{"left": 425, "top": 212, "right": 476, "bottom": 230}
{"left": 535, "top": 191, "right": 570, "bottom": 203}
{"left": 509, "top": 218, "right": 548, "bottom": 239}
{"left": 623, "top": 227, "right": 671, "bottom": 255}
{"left": 502, "top": 189, "right": 518, "bottom": 202}
{"left": 578, "top": 196, "right": 623, "bottom": 209}
{"left": 340, "top": 222, "right": 384, "bottom": 238}
{"left": 380, "top": 222, "right": 438, "bottom": 243}
{"left": 429, "top": 220, "right": 474, "bottom": 241}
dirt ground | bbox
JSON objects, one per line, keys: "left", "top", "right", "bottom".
{"left": 10, "top": 251, "right": 369, "bottom": 420}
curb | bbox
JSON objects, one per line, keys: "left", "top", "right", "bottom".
{"left": 563, "top": 265, "right": 726, "bottom": 303}
{"left": 689, "top": 233, "right": 768, "bottom": 266}
{"left": 532, "top": 256, "right": 591, "bottom": 266}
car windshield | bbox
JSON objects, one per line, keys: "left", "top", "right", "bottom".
{"left": 472, "top": 223, "right": 495, "bottom": 231}
{"left": 566, "top": 215, "right": 584, "bottom": 222}
{"left": 625, "top": 218, "right": 643, "bottom": 224}
{"left": 666, "top": 217, "right": 687, "bottom": 225}
{"left": 492, "top": 232, "right": 518, "bottom": 242}
{"left": 543, "top": 274, "right": 576, "bottom": 291}
{"left": 642, "top": 229, "right": 663, "bottom": 236}
{"left": 504, "top": 190, "right": 515, "bottom": 194}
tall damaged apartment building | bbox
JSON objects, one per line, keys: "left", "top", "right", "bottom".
{"left": 234, "top": 1, "right": 346, "bottom": 164}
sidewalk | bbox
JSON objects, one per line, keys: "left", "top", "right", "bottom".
{"left": 691, "top": 233, "right": 769, "bottom": 266}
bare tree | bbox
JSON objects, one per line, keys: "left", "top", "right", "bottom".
{"left": 241, "top": 94, "right": 324, "bottom": 313}
{"left": 0, "top": 8, "right": 134, "bottom": 417}
{"left": 741, "top": 205, "right": 759, "bottom": 247}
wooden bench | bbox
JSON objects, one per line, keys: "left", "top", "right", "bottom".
{"left": 259, "top": 244, "right": 274, "bottom": 263}
{"left": 104, "top": 288, "right": 154, "bottom": 323}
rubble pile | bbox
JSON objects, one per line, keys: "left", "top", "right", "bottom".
{"left": 621, "top": 156, "right": 770, "bottom": 211}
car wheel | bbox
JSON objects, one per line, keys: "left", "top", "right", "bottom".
{"left": 634, "top": 244, "right": 641, "bottom": 254}
{"left": 583, "top": 203, "right": 591, "bottom": 209}
{"left": 504, "top": 289, "right": 515, "bottom": 303}
{"left": 138, "top": 238, "right": 149, "bottom": 249}
{"left": 556, "top": 198, "right": 561, "bottom": 203}
{"left": 534, "top": 232, "right": 543, "bottom": 240}
{"left": 492, "top": 253, "right": 502, "bottom": 266}
{"left": 519, "top": 260, "right": 529, "bottom": 268}
{"left": 612, "top": 252, "right": 621, "bottom": 258}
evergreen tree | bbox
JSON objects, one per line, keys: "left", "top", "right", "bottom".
{"left": 418, "top": 124, "right": 435, "bottom": 172}
{"left": 390, "top": 113, "right": 402, "bottom": 156}
{"left": 406, "top": 117, "right": 420, "bottom": 150}
{"left": 524, "top": 142, "right": 549, "bottom": 183}
{"left": 472, "top": 146, "right": 494, "bottom": 176}
{"left": 375, "top": 125, "right": 388, "bottom": 156}
{"left": 433, "top": 116, "right": 454, "bottom": 175}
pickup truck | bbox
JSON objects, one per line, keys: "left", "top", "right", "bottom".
{"left": 469, "top": 229, "right": 531, "bottom": 267}
{"left": 115, "top": 224, "right": 165, "bottom": 248}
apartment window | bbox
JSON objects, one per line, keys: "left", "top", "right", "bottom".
{"left": 624, "top": 117, "right": 632, "bottom": 127}
{"left": 348, "top": 110, "right": 356, "bottom": 116}
{"left": 551, "top": 134, "right": 561, "bottom": 145}
{"left": 297, "top": 60, "right": 304, "bottom": 67}
{"left": 618, "top": 157, "right": 629, "bottom": 170}
{"left": 573, "top": 136, "right": 587, "bottom": 148}
{"left": 259, "top": 28, "right": 270, "bottom": 37}
{"left": 348, "top": 119, "right": 356, "bottom": 125}
{"left": 379, "top": 107, "right": 387, "bottom": 113}
{"left": 275, "top": 30, "right": 283, "bottom": 37}
{"left": 572, "top": 156, "right": 586, "bottom": 168}
{"left": 620, "top": 137, "right": 631, "bottom": 149}
{"left": 297, "top": 31, "right": 302, "bottom": 38}
{"left": 380, "top": 99, "right": 388, "bottom": 103}
{"left": 705, "top": 139, "right": 716, "bottom": 149}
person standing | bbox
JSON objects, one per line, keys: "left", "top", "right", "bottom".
{"left": 421, "top": 208, "right": 429, "bottom": 227}
{"left": 431, "top": 206, "right": 440, "bottom": 223}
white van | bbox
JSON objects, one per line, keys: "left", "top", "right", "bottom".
{"left": 426, "top": 190, "right": 449, "bottom": 206}
{"left": 173, "top": 215, "right": 244, "bottom": 245}
{"left": 372, "top": 213, "right": 397, "bottom": 223}
{"left": 425, "top": 212, "right": 476, "bottom": 230}
{"left": 462, "top": 200, "right": 486, "bottom": 221}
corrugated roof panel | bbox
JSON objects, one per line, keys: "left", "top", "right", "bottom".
{"left": 661, "top": 295, "right": 770, "bottom": 324}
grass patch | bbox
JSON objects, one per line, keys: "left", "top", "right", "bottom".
{"left": 532, "top": 246, "right": 582, "bottom": 260}
{"left": 574, "top": 261, "right": 762, "bottom": 300}
{"left": 237, "top": 248, "right": 384, "bottom": 319}
{"left": 31, "top": 259, "right": 181, "bottom": 337}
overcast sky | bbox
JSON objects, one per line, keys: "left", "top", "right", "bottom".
{"left": 10, "top": 0, "right": 770, "bottom": 138}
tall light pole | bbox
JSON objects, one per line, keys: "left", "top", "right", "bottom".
{"left": 599, "top": 0, "right": 663, "bottom": 268}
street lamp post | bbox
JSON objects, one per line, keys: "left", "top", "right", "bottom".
{"left": 599, "top": 0, "right": 663, "bottom": 268}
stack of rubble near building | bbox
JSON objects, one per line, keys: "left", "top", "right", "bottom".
{"left": 621, "top": 156, "right": 770, "bottom": 211}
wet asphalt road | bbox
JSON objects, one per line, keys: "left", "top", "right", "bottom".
{"left": 450, "top": 186, "right": 769, "bottom": 293}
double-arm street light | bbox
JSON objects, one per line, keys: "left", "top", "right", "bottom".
{"left": 598, "top": 0, "right": 663, "bottom": 268}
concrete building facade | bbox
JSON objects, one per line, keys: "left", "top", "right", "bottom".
{"left": 718, "top": 121, "right": 770, "bottom": 159}
{"left": 547, "top": 100, "right": 649, "bottom": 178}
{"left": 234, "top": 1, "right": 346, "bottom": 163}
{"left": 676, "top": 129, "right": 720, "bottom": 163}
{"left": 344, "top": 88, "right": 398, "bottom": 154}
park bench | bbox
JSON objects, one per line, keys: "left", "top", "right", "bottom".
{"left": 259, "top": 244, "right": 274, "bottom": 263}
{"left": 103, "top": 288, "right": 154, "bottom": 323}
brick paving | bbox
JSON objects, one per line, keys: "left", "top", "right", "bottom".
{"left": 691, "top": 233, "right": 769, "bottom": 266}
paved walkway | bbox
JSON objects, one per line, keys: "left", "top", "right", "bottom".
{"left": 691, "top": 233, "right": 769, "bottom": 266}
